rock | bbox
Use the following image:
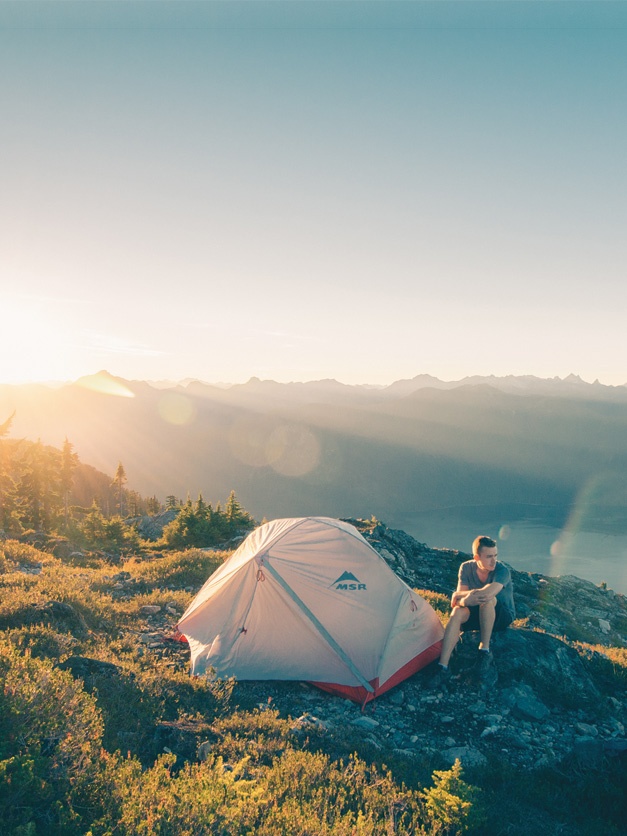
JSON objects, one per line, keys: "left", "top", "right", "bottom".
{"left": 608, "top": 697, "right": 624, "bottom": 712}
{"left": 141, "top": 605, "right": 162, "bottom": 614}
{"left": 442, "top": 746, "right": 488, "bottom": 768}
{"left": 58, "top": 656, "right": 121, "bottom": 681}
{"left": 598, "top": 619, "right": 611, "bottom": 633}
{"left": 139, "top": 633, "right": 160, "bottom": 644}
{"left": 22, "top": 600, "right": 90, "bottom": 635}
{"left": 388, "top": 689, "right": 405, "bottom": 706}
{"left": 351, "top": 716, "right": 380, "bottom": 731}
{"left": 136, "top": 509, "right": 180, "bottom": 541}
{"left": 17, "top": 562, "right": 43, "bottom": 575}
{"left": 607, "top": 718, "right": 625, "bottom": 736}
{"left": 492, "top": 629, "right": 600, "bottom": 707}
{"left": 154, "top": 718, "right": 211, "bottom": 762}
{"left": 576, "top": 722, "right": 598, "bottom": 737}
{"left": 501, "top": 684, "right": 550, "bottom": 721}
{"left": 480, "top": 725, "right": 500, "bottom": 739}
{"left": 515, "top": 694, "right": 550, "bottom": 722}
{"left": 291, "top": 714, "right": 328, "bottom": 734}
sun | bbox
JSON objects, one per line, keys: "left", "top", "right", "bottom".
{"left": 0, "top": 294, "right": 83, "bottom": 384}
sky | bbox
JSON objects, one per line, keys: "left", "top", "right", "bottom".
{"left": 1, "top": 1, "right": 626, "bottom": 387}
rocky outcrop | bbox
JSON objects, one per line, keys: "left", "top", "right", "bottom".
{"left": 350, "top": 518, "right": 627, "bottom": 649}
{"left": 132, "top": 508, "right": 179, "bottom": 541}
{"left": 131, "top": 519, "right": 625, "bottom": 773}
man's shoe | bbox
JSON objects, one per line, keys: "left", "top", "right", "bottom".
{"left": 477, "top": 651, "right": 493, "bottom": 676}
{"left": 426, "top": 664, "right": 452, "bottom": 691}
{"left": 473, "top": 651, "right": 498, "bottom": 688}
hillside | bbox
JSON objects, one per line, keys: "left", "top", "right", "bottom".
{"left": 2, "top": 372, "right": 627, "bottom": 534}
{"left": 1, "top": 519, "right": 625, "bottom": 835}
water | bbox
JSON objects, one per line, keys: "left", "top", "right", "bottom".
{"left": 398, "top": 506, "right": 627, "bottom": 595}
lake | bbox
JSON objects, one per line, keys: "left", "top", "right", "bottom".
{"left": 398, "top": 504, "right": 627, "bottom": 595}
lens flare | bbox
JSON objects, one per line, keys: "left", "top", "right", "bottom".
{"left": 76, "top": 373, "right": 134, "bottom": 398}
{"left": 228, "top": 416, "right": 277, "bottom": 467}
{"left": 266, "top": 424, "right": 320, "bottom": 477}
{"left": 228, "top": 416, "right": 320, "bottom": 476}
{"left": 158, "top": 393, "right": 197, "bottom": 425}
{"left": 498, "top": 524, "right": 511, "bottom": 541}
{"left": 550, "top": 472, "right": 627, "bottom": 578}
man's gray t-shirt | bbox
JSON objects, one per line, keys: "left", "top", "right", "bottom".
{"left": 459, "top": 560, "right": 516, "bottom": 620}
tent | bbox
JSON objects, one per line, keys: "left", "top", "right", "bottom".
{"left": 177, "top": 517, "right": 443, "bottom": 704}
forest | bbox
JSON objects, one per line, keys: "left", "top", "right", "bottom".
{"left": 0, "top": 413, "right": 255, "bottom": 554}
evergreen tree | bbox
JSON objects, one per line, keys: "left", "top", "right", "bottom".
{"left": 18, "top": 440, "right": 62, "bottom": 532}
{"left": 147, "top": 495, "right": 161, "bottom": 515}
{"left": 111, "top": 462, "right": 127, "bottom": 517}
{"left": 0, "top": 414, "right": 19, "bottom": 533}
{"left": 196, "top": 492, "right": 207, "bottom": 517}
{"left": 161, "top": 491, "right": 253, "bottom": 548}
{"left": 79, "top": 501, "right": 139, "bottom": 552}
{"left": 61, "top": 437, "right": 78, "bottom": 529}
{"left": 224, "top": 489, "right": 254, "bottom": 533}
{"left": 127, "top": 490, "right": 142, "bottom": 517}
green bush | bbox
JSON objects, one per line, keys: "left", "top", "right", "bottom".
{"left": 0, "top": 640, "right": 104, "bottom": 835}
{"left": 420, "top": 759, "right": 485, "bottom": 835}
{"left": 127, "top": 548, "right": 225, "bottom": 591}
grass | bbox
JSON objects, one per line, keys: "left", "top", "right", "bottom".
{"left": 0, "top": 541, "right": 625, "bottom": 835}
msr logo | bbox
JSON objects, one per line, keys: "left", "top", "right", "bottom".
{"left": 331, "top": 571, "right": 367, "bottom": 591}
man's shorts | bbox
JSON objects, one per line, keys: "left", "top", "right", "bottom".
{"left": 461, "top": 600, "right": 513, "bottom": 633}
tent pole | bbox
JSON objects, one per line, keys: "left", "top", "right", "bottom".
{"left": 263, "top": 560, "right": 374, "bottom": 694}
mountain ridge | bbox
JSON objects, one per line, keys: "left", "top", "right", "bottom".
{"left": 2, "top": 372, "right": 627, "bottom": 550}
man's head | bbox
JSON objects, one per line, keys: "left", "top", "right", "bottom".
{"left": 472, "top": 535, "right": 498, "bottom": 570}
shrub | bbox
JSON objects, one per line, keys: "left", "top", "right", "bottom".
{"left": 126, "top": 548, "right": 225, "bottom": 591}
{"left": 0, "top": 640, "right": 104, "bottom": 834}
{"left": 416, "top": 588, "right": 451, "bottom": 626}
{"left": 420, "top": 759, "right": 485, "bottom": 835}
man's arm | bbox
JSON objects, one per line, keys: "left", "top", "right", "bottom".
{"left": 459, "top": 581, "right": 503, "bottom": 607}
{"left": 451, "top": 584, "right": 470, "bottom": 607}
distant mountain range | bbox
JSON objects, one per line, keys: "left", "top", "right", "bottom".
{"left": 2, "top": 371, "right": 627, "bottom": 531}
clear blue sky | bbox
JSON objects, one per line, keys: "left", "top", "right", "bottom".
{"left": 2, "top": 1, "right": 626, "bottom": 386}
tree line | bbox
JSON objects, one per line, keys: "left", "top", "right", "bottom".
{"left": 0, "top": 414, "right": 255, "bottom": 553}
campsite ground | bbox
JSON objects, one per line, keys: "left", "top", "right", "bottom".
{"left": 0, "top": 522, "right": 625, "bottom": 835}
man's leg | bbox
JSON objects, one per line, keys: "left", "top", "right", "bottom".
{"left": 478, "top": 598, "right": 496, "bottom": 652}
{"left": 439, "top": 606, "right": 470, "bottom": 667}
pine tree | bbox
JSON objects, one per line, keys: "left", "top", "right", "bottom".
{"left": 224, "top": 489, "right": 254, "bottom": 533}
{"left": 146, "top": 495, "right": 161, "bottom": 515}
{"left": 127, "top": 490, "right": 142, "bottom": 517}
{"left": 111, "top": 462, "right": 127, "bottom": 517}
{"left": 0, "top": 414, "right": 18, "bottom": 533}
{"left": 61, "top": 437, "right": 78, "bottom": 529}
{"left": 18, "top": 440, "right": 63, "bottom": 532}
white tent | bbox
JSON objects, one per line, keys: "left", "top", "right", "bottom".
{"left": 177, "top": 517, "right": 443, "bottom": 704}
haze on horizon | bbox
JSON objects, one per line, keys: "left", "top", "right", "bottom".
{"left": 2, "top": 2, "right": 626, "bottom": 388}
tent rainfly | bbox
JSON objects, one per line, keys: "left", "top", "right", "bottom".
{"left": 177, "top": 517, "right": 443, "bottom": 704}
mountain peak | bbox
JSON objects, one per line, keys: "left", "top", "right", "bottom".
{"left": 74, "top": 370, "right": 135, "bottom": 398}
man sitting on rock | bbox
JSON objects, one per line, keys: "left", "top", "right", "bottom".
{"left": 429, "top": 535, "right": 515, "bottom": 687}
